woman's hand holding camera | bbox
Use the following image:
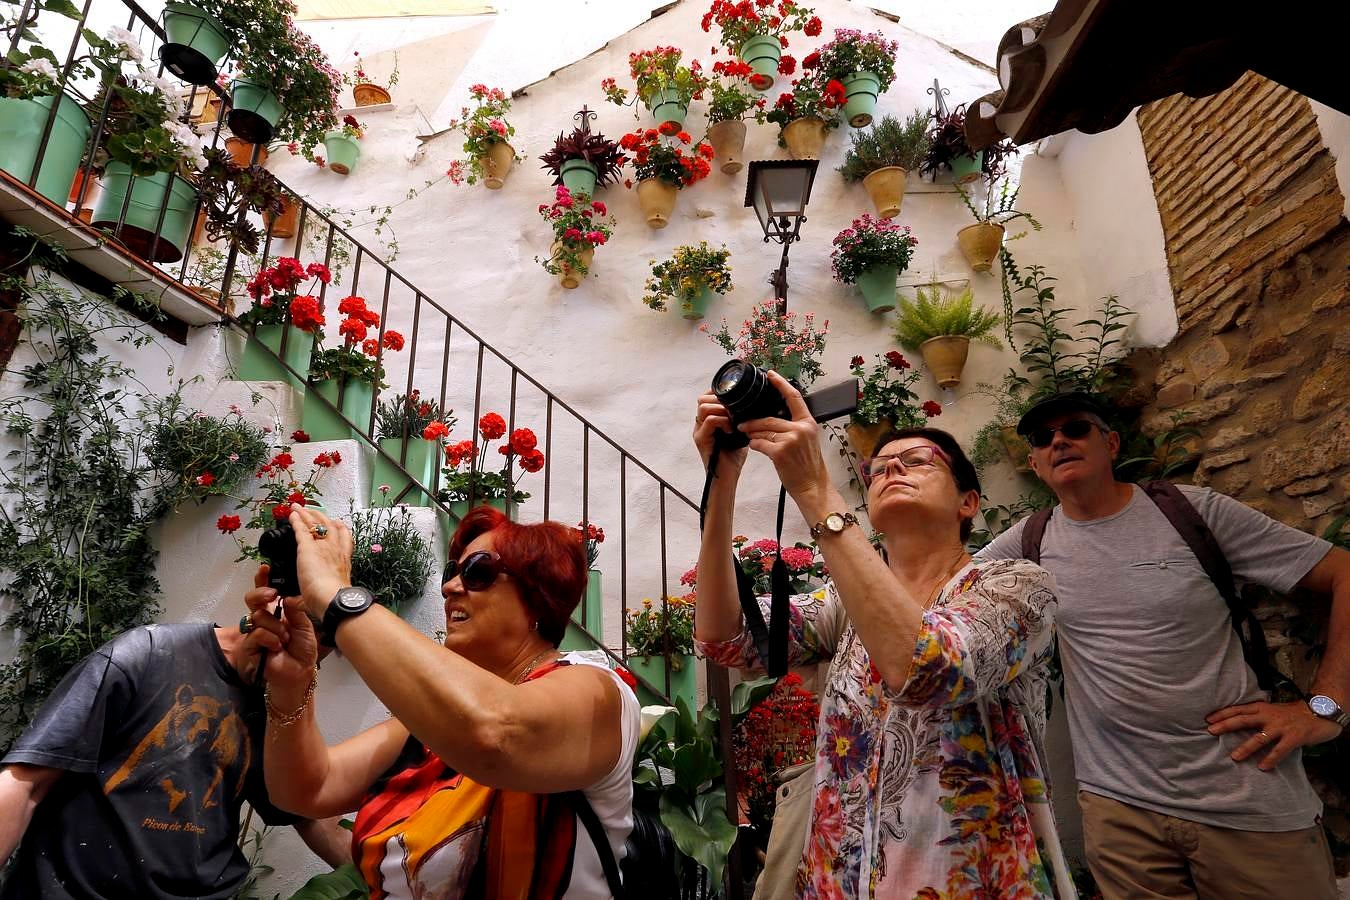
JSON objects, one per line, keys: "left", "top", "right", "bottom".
{"left": 694, "top": 392, "right": 748, "bottom": 474}
{"left": 288, "top": 507, "right": 355, "bottom": 621}
{"left": 243, "top": 565, "right": 320, "bottom": 699}
{"left": 737, "top": 371, "right": 835, "bottom": 509}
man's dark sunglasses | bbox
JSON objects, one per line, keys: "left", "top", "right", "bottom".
{"left": 442, "top": 550, "right": 507, "bottom": 592}
{"left": 1026, "top": 418, "right": 1100, "bottom": 449}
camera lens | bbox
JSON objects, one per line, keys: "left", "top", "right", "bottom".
{"left": 714, "top": 362, "right": 746, "bottom": 394}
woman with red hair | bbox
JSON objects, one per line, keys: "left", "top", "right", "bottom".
{"left": 244, "top": 505, "right": 638, "bottom": 899}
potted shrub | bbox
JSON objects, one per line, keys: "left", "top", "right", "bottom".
{"left": 704, "top": 58, "right": 764, "bottom": 174}
{"left": 809, "top": 29, "right": 899, "bottom": 128}
{"left": 702, "top": 0, "right": 821, "bottom": 92}
{"left": 732, "top": 673, "right": 819, "bottom": 857}
{"left": 319, "top": 114, "right": 364, "bottom": 176}
{"left": 235, "top": 257, "right": 330, "bottom": 388}
{"left": 618, "top": 126, "right": 713, "bottom": 228}
{"left": 601, "top": 47, "right": 706, "bottom": 130}
{"left": 370, "top": 391, "right": 456, "bottom": 507}
{"left": 703, "top": 298, "right": 829, "bottom": 386}
{"left": 536, "top": 187, "right": 615, "bottom": 288}
{"left": 447, "top": 84, "right": 520, "bottom": 189}
{"left": 302, "top": 294, "right": 406, "bottom": 442}
{"left": 539, "top": 110, "right": 625, "bottom": 197}
{"left": 625, "top": 594, "right": 696, "bottom": 708}
{"left": 969, "top": 374, "right": 1035, "bottom": 475}
{"left": 349, "top": 505, "right": 436, "bottom": 614}
{"left": 144, "top": 400, "right": 270, "bottom": 513}
{"left": 845, "top": 350, "right": 941, "bottom": 456}
{"left": 955, "top": 177, "right": 1041, "bottom": 272}
{"left": 343, "top": 50, "right": 399, "bottom": 106}
{"left": 642, "top": 242, "right": 732, "bottom": 320}
{"left": 893, "top": 282, "right": 1002, "bottom": 388}
{"left": 227, "top": 23, "right": 339, "bottom": 156}
{"left": 837, "top": 110, "right": 931, "bottom": 218}
{"left": 919, "top": 103, "right": 1019, "bottom": 185}
{"left": 560, "top": 521, "right": 606, "bottom": 650}
{"left": 830, "top": 214, "right": 918, "bottom": 314}
{"left": 758, "top": 71, "right": 846, "bottom": 159}
{"left": 437, "top": 413, "right": 544, "bottom": 523}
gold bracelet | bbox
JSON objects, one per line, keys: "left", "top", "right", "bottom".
{"left": 265, "top": 664, "right": 319, "bottom": 728}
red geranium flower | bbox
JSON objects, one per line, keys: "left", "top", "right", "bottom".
{"left": 289, "top": 295, "right": 325, "bottom": 333}
{"left": 850, "top": 355, "right": 864, "bottom": 368}
{"left": 338, "top": 295, "right": 367, "bottom": 316}
{"left": 271, "top": 452, "right": 294, "bottom": 468}
{"left": 306, "top": 262, "right": 331, "bottom": 284}
{"left": 658, "top": 121, "right": 679, "bottom": 136}
{"left": 382, "top": 331, "right": 405, "bottom": 352}
{"left": 804, "top": 15, "right": 821, "bottom": 36}
{"left": 884, "top": 350, "right": 910, "bottom": 370}
{"left": 216, "top": 514, "right": 241, "bottom": 533}
{"left": 291, "top": 430, "right": 310, "bottom": 443}
{"left": 921, "top": 400, "right": 943, "bottom": 417}
{"left": 518, "top": 448, "right": 546, "bottom": 473}
{"left": 195, "top": 472, "right": 215, "bottom": 487}
{"left": 361, "top": 338, "right": 379, "bottom": 357}
{"left": 509, "top": 428, "right": 537, "bottom": 453}
{"left": 286, "top": 491, "right": 307, "bottom": 506}
{"left": 423, "top": 421, "right": 450, "bottom": 441}
{"left": 478, "top": 412, "right": 507, "bottom": 440}
{"left": 272, "top": 503, "right": 292, "bottom": 521}
{"left": 339, "top": 317, "right": 367, "bottom": 344}
{"left": 778, "top": 55, "right": 796, "bottom": 75}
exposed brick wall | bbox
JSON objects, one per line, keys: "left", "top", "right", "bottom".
{"left": 1133, "top": 72, "right": 1349, "bottom": 535}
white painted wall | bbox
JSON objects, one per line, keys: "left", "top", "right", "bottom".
{"left": 1310, "top": 100, "right": 1350, "bottom": 220}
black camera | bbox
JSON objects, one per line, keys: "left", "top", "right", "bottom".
{"left": 711, "top": 359, "right": 858, "bottom": 449}
{"left": 258, "top": 523, "right": 300, "bottom": 597}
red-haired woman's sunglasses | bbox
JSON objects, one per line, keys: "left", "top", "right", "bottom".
{"left": 442, "top": 550, "right": 507, "bottom": 592}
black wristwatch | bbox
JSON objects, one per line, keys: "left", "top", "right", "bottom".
{"left": 319, "top": 586, "right": 375, "bottom": 646}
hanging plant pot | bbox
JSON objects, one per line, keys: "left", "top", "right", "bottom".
{"left": 738, "top": 35, "right": 782, "bottom": 91}
{"left": 781, "top": 116, "right": 826, "bottom": 159}
{"left": 551, "top": 241, "right": 596, "bottom": 289}
{"left": 371, "top": 437, "right": 437, "bottom": 507}
{"left": 949, "top": 151, "right": 984, "bottom": 184}
{"left": 707, "top": 119, "right": 746, "bottom": 175}
{"left": 482, "top": 141, "right": 515, "bottom": 190}
{"left": 228, "top": 80, "right": 284, "bottom": 145}
{"left": 264, "top": 194, "right": 300, "bottom": 239}
{"left": 648, "top": 88, "right": 688, "bottom": 129}
{"left": 999, "top": 424, "right": 1032, "bottom": 473}
{"left": 636, "top": 177, "right": 678, "bottom": 229}
{"left": 303, "top": 378, "right": 375, "bottom": 441}
{"left": 236, "top": 324, "right": 313, "bottom": 390}
{"left": 679, "top": 283, "right": 717, "bottom": 321}
{"left": 559, "top": 158, "right": 599, "bottom": 196}
{"left": 844, "top": 417, "right": 895, "bottom": 458}
{"left": 919, "top": 335, "right": 970, "bottom": 389}
{"left": 0, "top": 94, "right": 92, "bottom": 205}
{"left": 224, "top": 136, "right": 267, "bottom": 168}
{"left": 91, "top": 164, "right": 196, "bottom": 263}
{"left": 352, "top": 83, "right": 392, "bottom": 106}
{"left": 957, "top": 222, "right": 1005, "bottom": 272}
{"left": 161, "top": 2, "right": 229, "bottom": 86}
{"left": 323, "top": 132, "right": 361, "bottom": 175}
{"left": 560, "top": 569, "right": 605, "bottom": 651}
{"left": 628, "top": 653, "right": 697, "bottom": 708}
{"left": 855, "top": 264, "right": 898, "bottom": 313}
{"left": 841, "top": 71, "right": 882, "bottom": 128}
{"left": 862, "top": 166, "right": 907, "bottom": 219}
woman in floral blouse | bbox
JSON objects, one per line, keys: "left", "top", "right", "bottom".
{"left": 692, "top": 372, "right": 1075, "bottom": 899}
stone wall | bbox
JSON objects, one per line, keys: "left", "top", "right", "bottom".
{"left": 1133, "top": 72, "right": 1349, "bottom": 537}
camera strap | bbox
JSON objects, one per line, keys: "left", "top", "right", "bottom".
{"left": 700, "top": 444, "right": 791, "bottom": 678}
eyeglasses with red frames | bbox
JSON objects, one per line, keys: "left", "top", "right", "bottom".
{"left": 862, "top": 444, "right": 951, "bottom": 486}
{"left": 442, "top": 550, "right": 509, "bottom": 592}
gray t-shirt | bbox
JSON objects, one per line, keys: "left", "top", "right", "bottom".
{"left": 977, "top": 484, "right": 1332, "bottom": 831}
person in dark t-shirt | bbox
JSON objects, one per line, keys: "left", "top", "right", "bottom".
{"left": 0, "top": 608, "right": 349, "bottom": 898}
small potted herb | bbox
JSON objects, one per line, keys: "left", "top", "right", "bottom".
{"left": 830, "top": 214, "right": 918, "bottom": 314}
{"left": 321, "top": 114, "right": 364, "bottom": 176}
{"left": 625, "top": 594, "right": 697, "bottom": 707}
{"left": 837, "top": 110, "right": 932, "bottom": 218}
{"left": 893, "top": 282, "right": 1002, "bottom": 388}
{"left": 758, "top": 71, "right": 846, "bottom": 158}
{"left": 349, "top": 505, "right": 436, "bottom": 614}
{"left": 955, "top": 178, "right": 1041, "bottom": 272}
{"left": 641, "top": 242, "right": 732, "bottom": 320}
{"left": 370, "top": 391, "right": 456, "bottom": 507}
{"left": 705, "top": 58, "right": 764, "bottom": 174}
{"left": 446, "top": 84, "right": 520, "bottom": 189}
{"left": 344, "top": 50, "right": 399, "bottom": 106}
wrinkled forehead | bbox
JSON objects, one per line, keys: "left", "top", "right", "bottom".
{"left": 874, "top": 437, "right": 939, "bottom": 457}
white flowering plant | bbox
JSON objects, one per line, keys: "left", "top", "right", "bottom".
{"left": 0, "top": 23, "right": 138, "bottom": 101}
{"left": 93, "top": 69, "right": 209, "bottom": 175}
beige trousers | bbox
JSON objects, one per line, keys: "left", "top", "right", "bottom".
{"left": 752, "top": 762, "right": 814, "bottom": 900}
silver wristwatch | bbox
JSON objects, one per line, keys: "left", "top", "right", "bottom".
{"left": 1308, "top": 694, "right": 1350, "bottom": 729}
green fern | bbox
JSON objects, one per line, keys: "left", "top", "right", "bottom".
{"left": 893, "top": 283, "right": 1003, "bottom": 350}
{"left": 837, "top": 110, "right": 933, "bottom": 183}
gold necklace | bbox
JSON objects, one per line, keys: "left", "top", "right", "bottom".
{"left": 514, "top": 647, "right": 557, "bottom": 684}
{"left": 921, "top": 551, "right": 970, "bottom": 610}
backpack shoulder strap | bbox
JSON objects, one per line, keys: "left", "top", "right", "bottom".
{"left": 1021, "top": 507, "right": 1054, "bottom": 565}
{"left": 566, "top": 790, "right": 625, "bottom": 900}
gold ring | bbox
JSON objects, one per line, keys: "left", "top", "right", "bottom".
{"left": 310, "top": 524, "right": 329, "bottom": 538}
{"left": 1258, "top": 730, "right": 1270, "bottom": 741}
{"left": 239, "top": 613, "right": 256, "bottom": 634}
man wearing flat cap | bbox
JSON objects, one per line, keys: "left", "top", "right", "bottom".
{"left": 977, "top": 391, "right": 1349, "bottom": 898}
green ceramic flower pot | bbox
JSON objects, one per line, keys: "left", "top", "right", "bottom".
{"left": 628, "top": 653, "right": 696, "bottom": 709}
{"left": 237, "top": 324, "right": 313, "bottom": 389}
{"left": 856, "top": 264, "right": 898, "bottom": 313}
{"left": 648, "top": 88, "right": 688, "bottom": 129}
{"left": 679, "top": 283, "right": 716, "bottom": 321}
{"left": 559, "top": 158, "right": 598, "bottom": 197}
{"left": 161, "top": 1, "right": 229, "bottom": 86}
{"left": 949, "top": 151, "right": 984, "bottom": 184}
{"left": 371, "top": 437, "right": 437, "bottom": 507}
{"left": 739, "top": 35, "right": 781, "bottom": 91}
{"left": 322, "top": 132, "right": 361, "bottom": 176}
{"left": 303, "top": 378, "right": 374, "bottom": 442}
{"left": 560, "top": 569, "right": 605, "bottom": 651}
{"left": 0, "top": 94, "right": 91, "bottom": 205}
{"left": 437, "top": 497, "right": 510, "bottom": 542}
{"left": 90, "top": 163, "right": 196, "bottom": 263}
{"left": 228, "top": 80, "right": 283, "bottom": 144}
{"left": 842, "top": 71, "right": 882, "bottom": 128}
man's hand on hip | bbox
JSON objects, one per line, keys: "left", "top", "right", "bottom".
{"left": 1206, "top": 700, "right": 1343, "bottom": 771}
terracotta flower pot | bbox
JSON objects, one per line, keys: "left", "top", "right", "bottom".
{"left": 707, "top": 119, "right": 746, "bottom": 175}
{"left": 957, "top": 222, "right": 1005, "bottom": 272}
{"left": 551, "top": 241, "right": 595, "bottom": 289}
{"left": 919, "top": 335, "right": 970, "bottom": 389}
{"left": 999, "top": 424, "right": 1032, "bottom": 473}
{"left": 845, "top": 418, "right": 895, "bottom": 458}
{"left": 636, "top": 178, "right": 678, "bottom": 229}
{"left": 862, "top": 166, "right": 907, "bottom": 218}
{"left": 264, "top": 195, "right": 300, "bottom": 239}
{"left": 483, "top": 141, "right": 515, "bottom": 190}
{"left": 225, "top": 136, "right": 267, "bottom": 168}
{"left": 352, "top": 83, "right": 391, "bottom": 106}
{"left": 782, "top": 116, "right": 826, "bottom": 159}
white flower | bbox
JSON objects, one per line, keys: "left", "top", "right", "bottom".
{"left": 105, "top": 26, "right": 143, "bottom": 63}
{"left": 639, "top": 705, "right": 676, "bottom": 742}
{"left": 132, "top": 70, "right": 180, "bottom": 102}
{"left": 19, "top": 59, "right": 57, "bottom": 80}
{"left": 164, "top": 121, "right": 207, "bottom": 170}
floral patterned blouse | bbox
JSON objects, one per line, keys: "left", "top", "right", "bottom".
{"left": 697, "top": 558, "right": 1076, "bottom": 899}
